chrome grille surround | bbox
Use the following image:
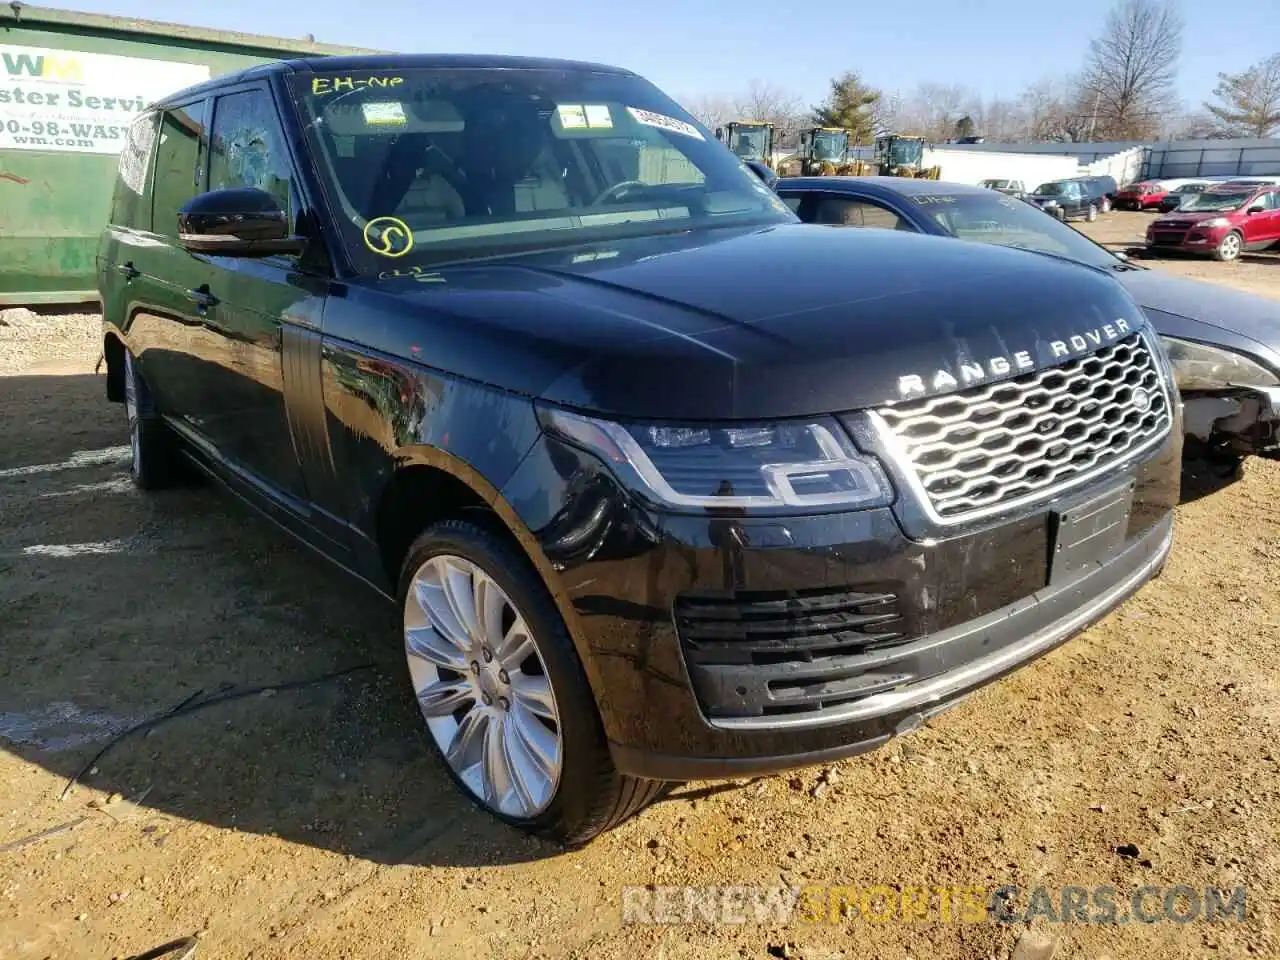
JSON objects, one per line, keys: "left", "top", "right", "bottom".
{"left": 873, "top": 332, "right": 1172, "bottom": 523}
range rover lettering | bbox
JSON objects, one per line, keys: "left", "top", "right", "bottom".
{"left": 98, "top": 55, "right": 1182, "bottom": 845}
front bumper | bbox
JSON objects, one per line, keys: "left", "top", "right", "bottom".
{"left": 614, "top": 513, "right": 1172, "bottom": 779}
{"left": 1146, "top": 224, "right": 1229, "bottom": 252}
{"left": 502, "top": 424, "right": 1182, "bottom": 781}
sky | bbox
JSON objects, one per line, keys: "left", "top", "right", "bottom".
{"left": 65, "top": 0, "right": 1278, "bottom": 111}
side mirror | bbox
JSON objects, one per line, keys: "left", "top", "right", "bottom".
{"left": 743, "top": 159, "right": 778, "bottom": 192}
{"left": 178, "top": 187, "right": 307, "bottom": 257}
{"left": 1247, "top": 204, "right": 1265, "bottom": 215}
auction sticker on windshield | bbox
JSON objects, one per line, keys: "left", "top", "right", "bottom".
{"left": 556, "top": 104, "right": 614, "bottom": 130}
{"left": 626, "top": 107, "right": 704, "bottom": 140}
{"left": 0, "top": 44, "right": 209, "bottom": 154}
{"left": 361, "top": 101, "right": 407, "bottom": 126}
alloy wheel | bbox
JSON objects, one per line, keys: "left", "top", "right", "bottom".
{"left": 404, "top": 554, "right": 563, "bottom": 818}
{"left": 1219, "top": 234, "right": 1241, "bottom": 260}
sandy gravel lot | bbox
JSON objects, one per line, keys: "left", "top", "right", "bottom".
{"left": 1, "top": 213, "right": 1277, "bottom": 960}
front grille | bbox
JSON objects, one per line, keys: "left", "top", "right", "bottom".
{"left": 676, "top": 586, "right": 915, "bottom": 719}
{"left": 1150, "top": 233, "right": 1187, "bottom": 246}
{"left": 877, "top": 333, "right": 1171, "bottom": 521}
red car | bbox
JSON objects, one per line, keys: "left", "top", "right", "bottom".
{"left": 1146, "top": 183, "right": 1280, "bottom": 261}
{"left": 1116, "top": 181, "right": 1169, "bottom": 210}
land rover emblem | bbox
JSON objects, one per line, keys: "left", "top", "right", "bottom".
{"left": 1131, "top": 387, "right": 1151, "bottom": 413}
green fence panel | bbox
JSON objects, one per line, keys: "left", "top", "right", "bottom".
{"left": 0, "top": 5, "right": 374, "bottom": 306}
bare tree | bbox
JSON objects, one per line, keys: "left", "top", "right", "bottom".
{"left": 1080, "top": 0, "right": 1183, "bottom": 140}
{"left": 981, "top": 98, "right": 1025, "bottom": 142}
{"left": 1166, "top": 110, "right": 1234, "bottom": 140}
{"left": 893, "top": 83, "right": 976, "bottom": 141}
{"left": 735, "top": 80, "right": 807, "bottom": 145}
{"left": 680, "top": 93, "right": 738, "bottom": 134}
{"left": 1204, "top": 54, "right": 1280, "bottom": 138}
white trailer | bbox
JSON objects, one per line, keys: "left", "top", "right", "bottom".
{"left": 920, "top": 147, "right": 1081, "bottom": 189}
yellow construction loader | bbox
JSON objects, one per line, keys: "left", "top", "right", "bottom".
{"left": 873, "top": 134, "right": 942, "bottom": 179}
{"left": 716, "top": 121, "right": 777, "bottom": 169}
{"left": 776, "top": 127, "right": 873, "bottom": 177}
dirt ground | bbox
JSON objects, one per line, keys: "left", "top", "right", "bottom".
{"left": 1, "top": 212, "right": 1277, "bottom": 960}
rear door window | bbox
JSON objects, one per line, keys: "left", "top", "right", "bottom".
{"left": 208, "top": 88, "right": 294, "bottom": 220}
{"left": 110, "top": 111, "right": 159, "bottom": 231}
{"left": 151, "top": 101, "right": 210, "bottom": 239}
{"left": 804, "top": 195, "right": 907, "bottom": 230}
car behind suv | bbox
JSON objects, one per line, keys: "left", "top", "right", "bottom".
{"left": 1146, "top": 182, "right": 1280, "bottom": 261}
{"left": 980, "top": 178, "right": 1026, "bottom": 198}
{"left": 1116, "top": 180, "right": 1169, "bottom": 210}
{"left": 1158, "top": 181, "right": 1209, "bottom": 213}
{"left": 98, "top": 55, "right": 1181, "bottom": 845}
{"left": 772, "top": 177, "right": 1280, "bottom": 465}
{"left": 1026, "top": 176, "right": 1111, "bottom": 221}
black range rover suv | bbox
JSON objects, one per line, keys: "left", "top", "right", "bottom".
{"left": 98, "top": 54, "right": 1182, "bottom": 844}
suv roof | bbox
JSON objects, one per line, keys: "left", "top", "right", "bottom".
{"left": 154, "top": 53, "right": 634, "bottom": 107}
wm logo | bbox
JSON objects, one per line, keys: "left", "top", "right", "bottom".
{"left": 2, "top": 52, "right": 84, "bottom": 81}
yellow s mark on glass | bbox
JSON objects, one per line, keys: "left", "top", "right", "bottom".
{"left": 363, "top": 216, "right": 414, "bottom": 258}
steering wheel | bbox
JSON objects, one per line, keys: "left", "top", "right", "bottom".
{"left": 593, "top": 180, "right": 648, "bottom": 205}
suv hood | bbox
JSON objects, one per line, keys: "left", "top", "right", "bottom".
{"left": 350, "top": 224, "right": 1147, "bottom": 420}
{"left": 1154, "top": 210, "right": 1230, "bottom": 224}
{"left": 1116, "top": 269, "right": 1280, "bottom": 369}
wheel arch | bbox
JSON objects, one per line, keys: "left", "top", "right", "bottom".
{"left": 103, "top": 331, "right": 126, "bottom": 403}
{"left": 374, "top": 444, "right": 610, "bottom": 706}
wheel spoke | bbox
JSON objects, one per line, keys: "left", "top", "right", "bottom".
{"left": 416, "top": 678, "right": 475, "bottom": 717}
{"left": 445, "top": 707, "right": 488, "bottom": 771}
{"left": 502, "top": 714, "right": 539, "bottom": 812}
{"left": 495, "top": 620, "right": 535, "bottom": 670}
{"left": 474, "top": 574, "right": 507, "bottom": 650}
{"left": 412, "top": 579, "right": 470, "bottom": 651}
{"left": 437, "top": 558, "right": 481, "bottom": 644}
{"left": 482, "top": 713, "right": 513, "bottom": 809}
{"left": 510, "top": 673, "right": 557, "bottom": 722}
{"left": 405, "top": 625, "right": 468, "bottom": 672}
{"left": 510, "top": 703, "right": 560, "bottom": 780}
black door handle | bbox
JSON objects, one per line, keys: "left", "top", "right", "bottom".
{"left": 115, "top": 261, "right": 139, "bottom": 280}
{"left": 186, "top": 286, "right": 218, "bottom": 311}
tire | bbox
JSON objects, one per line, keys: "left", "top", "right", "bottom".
{"left": 123, "top": 349, "right": 184, "bottom": 490}
{"left": 1100, "top": 197, "right": 1112, "bottom": 213}
{"left": 398, "top": 519, "right": 670, "bottom": 845}
{"left": 1086, "top": 204, "right": 1098, "bottom": 222}
{"left": 1212, "top": 231, "right": 1243, "bottom": 262}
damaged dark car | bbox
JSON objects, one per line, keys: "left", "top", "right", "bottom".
{"left": 771, "top": 177, "right": 1280, "bottom": 466}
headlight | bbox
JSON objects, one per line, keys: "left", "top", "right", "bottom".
{"left": 1200, "top": 217, "right": 1231, "bottom": 228}
{"left": 1159, "top": 336, "right": 1280, "bottom": 390}
{"left": 539, "top": 407, "right": 893, "bottom": 513}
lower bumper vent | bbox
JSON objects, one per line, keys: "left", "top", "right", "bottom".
{"left": 676, "top": 586, "right": 916, "bottom": 719}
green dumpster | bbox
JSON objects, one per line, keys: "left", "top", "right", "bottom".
{"left": 0, "top": 5, "right": 375, "bottom": 306}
